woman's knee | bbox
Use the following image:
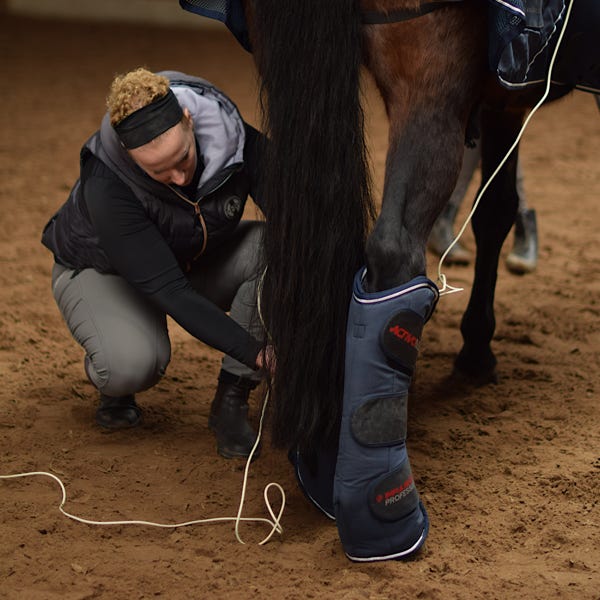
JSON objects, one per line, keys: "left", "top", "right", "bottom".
{"left": 86, "top": 339, "right": 171, "bottom": 396}
{"left": 52, "top": 267, "right": 172, "bottom": 396}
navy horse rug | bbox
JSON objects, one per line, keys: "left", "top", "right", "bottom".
{"left": 180, "top": 0, "right": 600, "bottom": 93}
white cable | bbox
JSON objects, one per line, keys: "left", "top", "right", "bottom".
{"left": 0, "top": 468, "right": 281, "bottom": 530}
{"left": 0, "top": 391, "right": 284, "bottom": 542}
{"left": 437, "top": 0, "right": 576, "bottom": 295}
{"left": 242, "top": 266, "right": 287, "bottom": 545}
{"left": 1, "top": 267, "right": 285, "bottom": 543}
{"left": 233, "top": 389, "right": 285, "bottom": 545}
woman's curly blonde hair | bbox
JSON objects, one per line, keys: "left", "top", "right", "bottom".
{"left": 107, "top": 67, "right": 170, "bottom": 125}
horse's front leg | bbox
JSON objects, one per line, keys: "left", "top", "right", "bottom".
{"left": 332, "top": 109, "right": 468, "bottom": 559}
{"left": 330, "top": 6, "right": 488, "bottom": 561}
{"left": 366, "top": 112, "right": 467, "bottom": 289}
{"left": 289, "top": 107, "right": 467, "bottom": 561}
{"left": 291, "top": 6, "right": 487, "bottom": 562}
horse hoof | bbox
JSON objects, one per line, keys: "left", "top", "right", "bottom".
{"left": 452, "top": 364, "right": 498, "bottom": 386}
{"left": 453, "top": 348, "right": 498, "bottom": 384}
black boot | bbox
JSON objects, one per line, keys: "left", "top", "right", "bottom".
{"left": 95, "top": 394, "right": 142, "bottom": 430}
{"left": 506, "top": 208, "right": 538, "bottom": 274}
{"left": 209, "top": 374, "right": 259, "bottom": 459}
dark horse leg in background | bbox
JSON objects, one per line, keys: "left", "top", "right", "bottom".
{"left": 456, "top": 86, "right": 575, "bottom": 381}
{"left": 455, "top": 105, "right": 525, "bottom": 381}
{"left": 455, "top": 0, "right": 600, "bottom": 380}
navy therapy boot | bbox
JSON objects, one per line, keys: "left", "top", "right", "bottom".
{"left": 333, "top": 270, "right": 438, "bottom": 562}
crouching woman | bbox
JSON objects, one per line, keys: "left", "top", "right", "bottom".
{"left": 42, "top": 68, "right": 273, "bottom": 459}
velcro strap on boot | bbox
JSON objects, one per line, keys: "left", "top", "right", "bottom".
{"left": 351, "top": 393, "right": 407, "bottom": 446}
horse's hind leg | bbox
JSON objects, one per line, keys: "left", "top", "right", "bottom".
{"left": 331, "top": 6, "right": 487, "bottom": 561}
{"left": 363, "top": 7, "right": 486, "bottom": 291}
{"left": 455, "top": 106, "right": 526, "bottom": 380}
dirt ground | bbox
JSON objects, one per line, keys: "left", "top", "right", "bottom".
{"left": 0, "top": 13, "right": 599, "bottom": 600}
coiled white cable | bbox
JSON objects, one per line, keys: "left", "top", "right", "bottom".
{"left": 0, "top": 390, "right": 284, "bottom": 543}
{"left": 1, "top": 266, "right": 285, "bottom": 544}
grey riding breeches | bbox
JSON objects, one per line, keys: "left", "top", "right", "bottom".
{"left": 51, "top": 221, "right": 265, "bottom": 397}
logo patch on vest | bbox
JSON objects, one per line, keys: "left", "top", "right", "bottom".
{"left": 381, "top": 310, "right": 424, "bottom": 374}
{"left": 369, "top": 461, "right": 420, "bottom": 522}
{"left": 223, "top": 195, "right": 242, "bottom": 220}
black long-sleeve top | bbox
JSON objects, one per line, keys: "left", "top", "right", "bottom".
{"left": 81, "top": 154, "right": 263, "bottom": 370}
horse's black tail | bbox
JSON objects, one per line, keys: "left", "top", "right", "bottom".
{"left": 252, "top": 1, "right": 374, "bottom": 452}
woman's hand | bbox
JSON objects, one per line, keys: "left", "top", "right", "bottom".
{"left": 255, "top": 345, "right": 276, "bottom": 376}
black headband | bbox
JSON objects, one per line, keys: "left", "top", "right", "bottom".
{"left": 113, "top": 88, "right": 184, "bottom": 149}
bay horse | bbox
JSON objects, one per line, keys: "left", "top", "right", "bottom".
{"left": 181, "top": 0, "right": 598, "bottom": 561}
{"left": 246, "top": 0, "right": 486, "bottom": 561}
